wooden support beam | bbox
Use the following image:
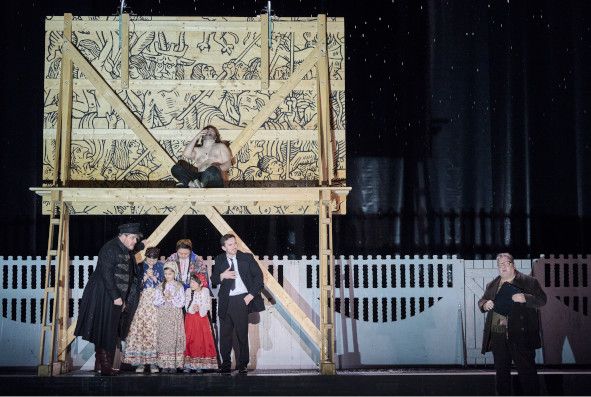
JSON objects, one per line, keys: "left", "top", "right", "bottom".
{"left": 60, "top": 13, "right": 74, "bottom": 185}
{"left": 229, "top": 47, "right": 319, "bottom": 157}
{"left": 44, "top": 77, "right": 345, "bottom": 92}
{"left": 32, "top": 187, "right": 346, "bottom": 204}
{"left": 261, "top": 13, "right": 269, "bottom": 90}
{"left": 121, "top": 13, "right": 129, "bottom": 89}
{"left": 66, "top": 322, "right": 77, "bottom": 346}
{"left": 201, "top": 206, "right": 322, "bottom": 347}
{"left": 135, "top": 203, "right": 192, "bottom": 263}
{"left": 52, "top": 73, "right": 63, "bottom": 186}
{"left": 64, "top": 40, "right": 176, "bottom": 170}
{"left": 57, "top": 207, "right": 72, "bottom": 372}
{"left": 316, "top": 14, "right": 333, "bottom": 186}
{"left": 46, "top": 18, "right": 345, "bottom": 33}
{"left": 316, "top": 68, "right": 324, "bottom": 185}
{"left": 318, "top": 188, "right": 336, "bottom": 374}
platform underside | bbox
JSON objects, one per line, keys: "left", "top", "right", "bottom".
{"left": 31, "top": 186, "right": 350, "bottom": 215}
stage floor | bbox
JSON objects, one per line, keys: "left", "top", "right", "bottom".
{"left": 1, "top": 367, "right": 591, "bottom": 395}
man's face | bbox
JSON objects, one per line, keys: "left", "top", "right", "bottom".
{"left": 202, "top": 128, "right": 217, "bottom": 142}
{"left": 497, "top": 258, "right": 515, "bottom": 279}
{"left": 119, "top": 233, "right": 139, "bottom": 250}
{"left": 222, "top": 237, "right": 238, "bottom": 256}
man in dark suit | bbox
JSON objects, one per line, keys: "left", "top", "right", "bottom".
{"left": 210, "top": 233, "right": 264, "bottom": 374}
{"left": 478, "top": 253, "right": 547, "bottom": 395}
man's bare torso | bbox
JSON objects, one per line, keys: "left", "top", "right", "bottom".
{"left": 191, "top": 142, "right": 231, "bottom": 172}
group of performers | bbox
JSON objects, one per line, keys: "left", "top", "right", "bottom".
{"left": 74, "top": 223, "right": 264, "bottom": 376}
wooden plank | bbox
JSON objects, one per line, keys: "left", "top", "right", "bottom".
{"left": 261, "top": 13, "right": 269, "bottom": 90}
{"left": 31, "top": 187, "right": 349, "bottom": 204}
{"left": 43, "top": 78, "right": 346, "bottom": 91}
{"left": 121, "top": 13, "right": 129, "bottom": 89}
{"left": 60, "top": 13, "right": 73, "bottom": 185}
{"left": 201, "top": 206, "right": 322, "bottom": 346}
{"left": 316, "top": 67, "right": 324, "bottom": 185}
{"left": 64, "top": 41, "right": 176, "bottom": 170}
{"left": 57, "top": 208, "right": 71, "bottom": 364}
{"left": 66, "top": 321, "right": 77, "bottom": 346}
{"left": 46, "top": 18, "right": 345, "bottom": 33}
{"left": 317, "top": 14, "right": 333, "bottom": 185}
{"left": 135, "top": 203, "right": 191, "bottom": 263}
{"left": 318, "top": 188, "right": 336, "bottom": 374}
{"left": 229, "top": 47, "right": 319, "bottom": 157}
{"left": 52, "top": 71, "right": 63, "bottom": 186}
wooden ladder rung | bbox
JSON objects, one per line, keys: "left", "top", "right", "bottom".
{"left": 48, "top": 250, "right": 58, "bottom": 256}
{"left": 50, "top": 219, "right": 61, "bottom": 225}
{"left": 43, "top": 287, "right": 55, "bottom": 294}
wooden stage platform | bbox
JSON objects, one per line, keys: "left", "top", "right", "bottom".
{"left": 1, "top": 367, "right": 590, "bottom": 395}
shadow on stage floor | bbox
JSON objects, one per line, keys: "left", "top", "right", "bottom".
{"left": 1, "top": 367, "right": 590, "bottom": 395}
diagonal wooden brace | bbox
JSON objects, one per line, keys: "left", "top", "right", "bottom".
{"left": 135, "top": 203, "right": 192, "bottom": 263}
{"left": 64, "top": 40, "right": 176, "bottom": 171}
{"left": 229, "top": 47, "right": 320, "bottom": 157}
{"left": 201, "top": 205, "right": 322, "bottom": 347}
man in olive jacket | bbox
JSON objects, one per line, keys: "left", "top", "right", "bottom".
{"left": 478, "top": 253, "right": 547, "bottom": 395}
{"left": 210, "top": 234, "right": 264, "bottom": 374}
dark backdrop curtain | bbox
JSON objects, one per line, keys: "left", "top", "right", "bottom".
{"left": 1, "top": 0, "right": 589, "bottom": 258}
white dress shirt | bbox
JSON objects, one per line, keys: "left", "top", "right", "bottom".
{"left": 227, "top": 255, "right": 248, "bottom": 296}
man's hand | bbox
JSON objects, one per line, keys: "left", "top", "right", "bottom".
{"left": 483, "top": 300, "right": 494, "bottom": 311}
{"left": 195, "top": 130, "right": 206, "bottom": 141}
{"left": 114, "top": 297, "right": 123, "bottom": 306}
{"left": 512, "top": 293, "right": 526, "bottom": 303}
{"left": 244, "top": 294, "right": 254, "bottom": 305}
{"left": 221, "top": 267, "right": 236, "bottom": 281}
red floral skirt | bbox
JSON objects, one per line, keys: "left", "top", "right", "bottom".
{"left": 184, "top": 312, "right": 218, "bottom": 369}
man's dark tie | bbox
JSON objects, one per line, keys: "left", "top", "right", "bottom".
{"left": 229, "top": 258, "right": 236, "bottom": 291}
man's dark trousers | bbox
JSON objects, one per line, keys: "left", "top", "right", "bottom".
{"left": 219, "top": 293, "right": 249, "bottom": 370}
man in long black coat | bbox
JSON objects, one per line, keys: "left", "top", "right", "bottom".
{"left": 210, "top": 234, "right": 264, "bottom": 374}
{"left": 479, "top": 253, "right": 547, "bottom": 395}
{"left": 74, "top": 223, "right": 144, "bottom": 376}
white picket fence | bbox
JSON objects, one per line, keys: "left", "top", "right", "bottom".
{"left": 0, "top": 254, "right": 589, "bottom": 368}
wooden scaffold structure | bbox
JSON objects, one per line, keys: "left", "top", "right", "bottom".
{"left": 32, "top": 13, "right": 349, "bottom": 376}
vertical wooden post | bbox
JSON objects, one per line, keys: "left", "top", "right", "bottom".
{"left": 121, "top": 13, "right": 129, "bottom": 89}
{"left": 316, "top": 14, "right": 333, "bottom": 186}
{"left": 202, "top": 206, "right": 322, "bottom": 345}
{"left": 60, "top": 13, "right": 74, "bottom": 185}
{"left": 261, "top": 13, "right": 270, "bottom": 90}
{"left": 316, "top": 67, "right": 325, "bottom": 185}
{"left": 319, "top": 189, "right": 336, "bottom": 374}
{"left": 52, "top": 73, "right": 64, "bottom": 186}
{"left": 57, "top": 206, "right": 71, "bottom": 373}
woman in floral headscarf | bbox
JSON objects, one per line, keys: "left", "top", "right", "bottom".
{"left": 166, "top": 239, "right": 208, "bottom": 290}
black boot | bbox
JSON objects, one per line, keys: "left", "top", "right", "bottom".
{"left": 94, "top": 349, "right": 101, "bottom": 373}
{"left": 96, "top": 348, "right": 116, "bottom": 376}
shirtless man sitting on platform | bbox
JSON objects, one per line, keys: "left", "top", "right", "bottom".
{"left": 171, "top": 125, "right": 232, "bottom": 188}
